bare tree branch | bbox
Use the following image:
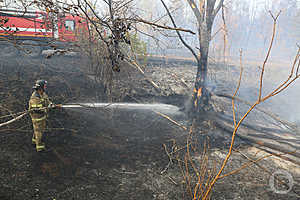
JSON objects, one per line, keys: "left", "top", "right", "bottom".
{"left": 213, "top": 0, "right": 225, "bottom": 17}
{"left": 160, "top": 0, "right": 199, "bottom": 62}
{"left": 186, "top": 0, "right": 202, "bottom": 23}
{"left": 232, "top": 49, "right": 243, "bottom": 127}
{"left": 130, "top": 18, "right": 195, "bottom": 34}
{"left": 258, "top": 11, "right": 281, "bottom": 101}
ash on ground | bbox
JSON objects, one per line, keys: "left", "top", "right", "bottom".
{"left": 0, "top": 56, "right": 299, "bottom": 200}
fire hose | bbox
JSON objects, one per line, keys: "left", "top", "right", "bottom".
{"left": 0, "top": 112, "right": 28, "bottom": 128}
{"left": 0, "top": 103, "right": 112, "bottom": 128}
{"left": 0, "top": 104, "right": 63, "bottom": 128}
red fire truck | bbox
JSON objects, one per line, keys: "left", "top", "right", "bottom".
{"left": 0, "top": 9, "right": 88, "bottom": 57}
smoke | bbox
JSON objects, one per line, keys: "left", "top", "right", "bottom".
{"left": 205, "top": 1, "right": 300, "bottom": 123}
{"left": 228, "top": 62, "right": 300, "bottom": 123}
{"left": 265, "top": 76, "right": 300, "bottom": 123}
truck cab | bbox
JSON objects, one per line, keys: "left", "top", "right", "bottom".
{"left": 0, "top": 7, "right": 88, "bottom": 57}
{"left": 57, "top": 14, "right": 88, "bottom": 42}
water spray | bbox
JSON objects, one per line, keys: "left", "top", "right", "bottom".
{"left": 61, "top": 103, "right": 180, "bottom": 114}
{"left": 0, "top": 103, "right": 181, "bottom": 128}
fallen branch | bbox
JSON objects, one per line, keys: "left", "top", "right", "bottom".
{"left": 219, "top": 150, "right": 295, "bottom": 179}
{"left": 154, "top": 111, "right": 187, "bottom": 130}
{"left": 214, "top": 92, "right": 299, "bottom": 132}
{"left": 168, "top": 176, "right": 178, "bottom": 185}
{"left": 113, "top": 169, "right": 137, "bottom": 175}
{"left": 165, "top": 69, "right": 190, "bottom": 89}
{"left": 216, "top": 112, "right": 291, "bottom": 135}
{"left": 214, "top": 116, "right": 300, "bottom": 165}
{"left": 125, "top": 59, "right": 161, "bottom": 93}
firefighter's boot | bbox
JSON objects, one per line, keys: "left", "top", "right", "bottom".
{"left": 36, "top": 142, "right": 46, "bottom": 152}
{"left": 32, "top": 135, "right": 36, "bottom": 145}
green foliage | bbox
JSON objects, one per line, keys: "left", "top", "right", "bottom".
{"left": 129, "top": 33, "right": 147, "bottom": 54}
{"left": 128, "top": 32, "right": 148, "bottom": 64}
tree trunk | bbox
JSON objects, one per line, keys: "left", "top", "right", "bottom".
{"left": 192, "top": 26, "right": 211, "bottom": 115}
{"left": 165, "top": 0, "right": 224, "bottom": 117}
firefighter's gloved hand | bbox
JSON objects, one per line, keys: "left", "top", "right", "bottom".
{"left": 48, "top": 103, "right": 56, "bottom": 109}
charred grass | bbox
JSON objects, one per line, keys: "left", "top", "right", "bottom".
{"left": 0, "top": 56, "right": 299, "bottom": 199}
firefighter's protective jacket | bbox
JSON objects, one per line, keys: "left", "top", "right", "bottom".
{"left": 29, "top": 91, "right": 52, "bottom": 122}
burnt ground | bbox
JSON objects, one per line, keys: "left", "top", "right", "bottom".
{"left": 0, "top": 55, "right": 300, "bottom": 200}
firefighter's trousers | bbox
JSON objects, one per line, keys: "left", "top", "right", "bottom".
{"left": 31, "top": 117, "right": 46, "bottom": 149}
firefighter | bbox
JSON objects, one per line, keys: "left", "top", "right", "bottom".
{"left": 29, "top": 80, "right": 60, "bottom": 152}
